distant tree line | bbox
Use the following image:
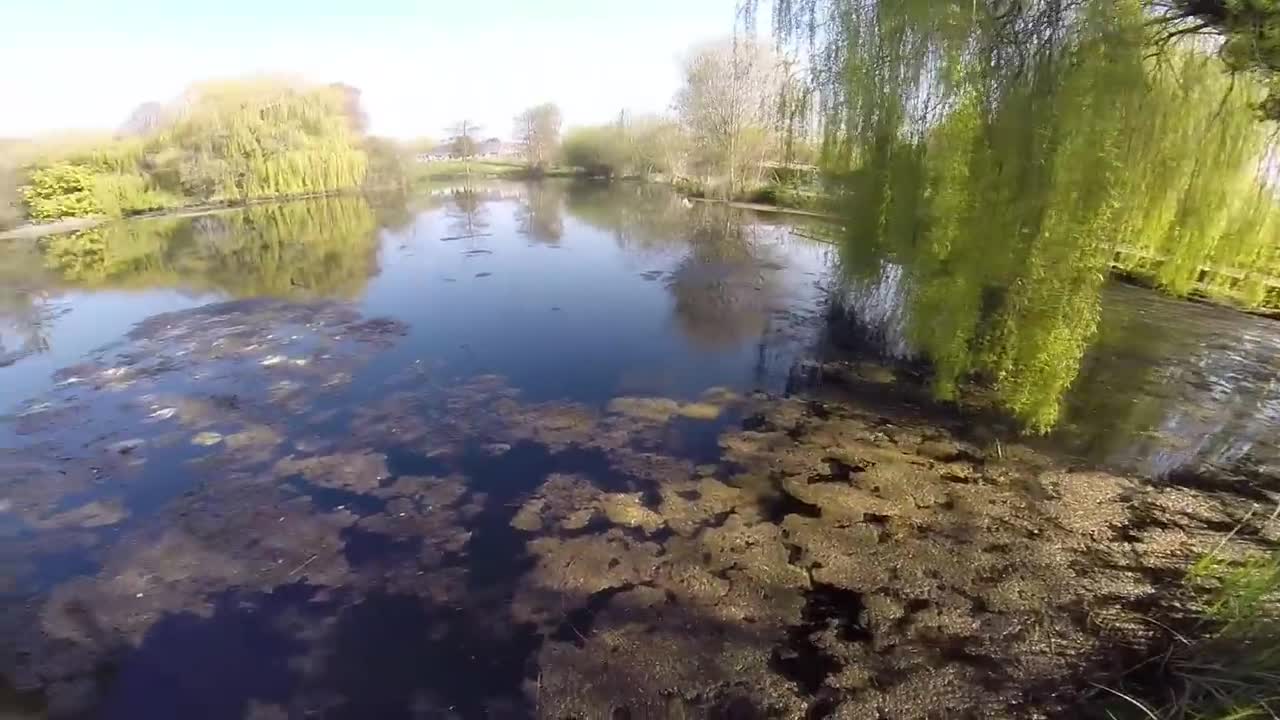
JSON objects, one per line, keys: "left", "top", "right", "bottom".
{"left": 557, "top": 38, "right": 814, "bottom": 200}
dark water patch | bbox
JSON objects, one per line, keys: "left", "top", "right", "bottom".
{"left": 1162, "top": 464, "right": 1277, "bottom": 504}
{"left": 770, "top": 583, "right": 870, "bottom": 695}
{"left": 316, "top": 591, "right": 538, "bottom": 719}
{"left": 556, "top": 514, "right": 616, "bottom": 539}
{"left": 804, "top": 688, "right": 841, "bottom": 720}
{"left": 6, "top": 545, "right": 102, "bottom": 598}
{"left": 551, "top": 583, "right": 640, "bottom": 646}
{"left": 88, "top": 582, "right": 541, "bottom": 719}
{"left": 785, "top": 541, "right": 805, "bottom": 566}
{"left": 759, "top": 486, "right": 822, "bottom": 524}
{"left": 92, "top": 583, "right": 322, "bottom": 720}
{"left": 456, "top": 440, "right": 557, "bottom": 591}
{"left": 383, "top": 445, "right": 451, "bottom": 478}
{"left": 667, "top": 415, "right": 732, "bottom": 465}
{"left": 42, "top": 435, "right": 217, "bottom": 537}
{"left": 609, "top": 524, "right": 676, "bottom": 550}
{"left": 0, "top": 673, "right": 48, "bottom": 716}
{"left": 288, "top": 476, "right": 387, "bottom": 516}
{"left": 340, "top": 525, "right": 424, "bottom": 568}
{"left": 811, "top": 456, "right": 869, "bottom": 484}
{"left": 707, "top": 693, "right": 767, "bottom": 719}
{"left": 709, "top": 510, "right": 735, "bottom": 528}
{"left": 456, "top": 440, "right": 652, "bottom": 590}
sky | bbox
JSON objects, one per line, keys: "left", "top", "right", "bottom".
{"left": 0, "top": 0, "right": 760, "bottom": 141}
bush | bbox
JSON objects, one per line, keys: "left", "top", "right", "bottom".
{"left": 20, "top": 163, "right": 104, "bottom": 220}
{"left": 740, "top": 181, "right": 820, "bottom": 210}
{"left": 92, "top": 172, "right": 182, "bottom": 216}
{"left": 561, "top": 126, "right": 629, "bottom": 178}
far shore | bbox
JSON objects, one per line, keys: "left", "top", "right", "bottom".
{"left": 0, "top": 194, "right": 342, "bottom": 242}
{"left": 0, "top": 176, "right": 830, "bottom": 241}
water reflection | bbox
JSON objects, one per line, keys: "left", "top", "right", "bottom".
{"left": 38, "top": 196, "right": 381, "bottom": 299}
{"left": 516, "top": 182, "right": 564, "bottom": 245}
{"left": 666, "top": 210, "right": 781, "bottom": 349}
{"left": 0, "top": 242, "right": 56, "bottom": 366}
{"left": 832, "top": 267, "right": 1280, "bottom": 485}
{"left": 1056, "top": 285, "right": 1280, "bottom": 485}
{"left": 444, "top": 187, "right": 492, "bottom": 239}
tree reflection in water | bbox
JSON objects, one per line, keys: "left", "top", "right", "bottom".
{"left": 36, "top": 196, "right": 381, "bottom": 299}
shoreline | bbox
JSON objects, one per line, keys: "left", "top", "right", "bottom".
{"left": 5, "top": 180, "right": 1276, "bottom": 322}
{"left": 0, "top": 190, "right": 363, "bottom": 241}
{"left": 686, "top": 195, "right": 837, "bottom": 220}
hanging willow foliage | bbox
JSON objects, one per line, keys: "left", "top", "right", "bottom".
{"left": 155, "top": 79, "right": 368, "bottom": 202}
{"left": 763, "top": 0, "right": 1280, "bottom": 431}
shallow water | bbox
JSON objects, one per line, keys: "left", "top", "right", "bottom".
{"left": 0, "top": 181, "right": 1276, "bottom": 718}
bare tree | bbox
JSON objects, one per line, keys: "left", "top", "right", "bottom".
{"left": 674, "top": 38, "right": 785, "bottom": 198}
{"left": 514, "top": 103, "right": 563, "bottom": 172}
{"left": 447, "top": 120, "right": 483, "bottom": 180}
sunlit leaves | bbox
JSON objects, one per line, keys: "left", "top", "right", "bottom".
{"left": 775, "top": 0, "right": 1280, "bottom": 431}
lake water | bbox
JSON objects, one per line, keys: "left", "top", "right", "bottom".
{"left": 1, "top": 181, "right": 1276, "bottom": 719}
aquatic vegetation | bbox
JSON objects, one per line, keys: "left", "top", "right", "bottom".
{"left": 1, "top": 183, "right": 1275, "bottom": 717}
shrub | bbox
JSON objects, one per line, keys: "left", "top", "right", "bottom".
{"left": 20, "top": 163, "right": 104, "bottom": 220}
{"left": 91, "top": 172, "right": 182, "bottom": 216}
{"left": 561, "top": 126, "right": 629, "bottom": 178}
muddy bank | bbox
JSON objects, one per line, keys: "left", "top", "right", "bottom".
{"left": 0, "top": 300, "right": 1274, "bottom": 719}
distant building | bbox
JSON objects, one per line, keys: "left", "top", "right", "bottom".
{"left": 415, "top": 137, "right": 517, "bottom": 162}
{"left": 415, "top": 145, "right": 454, "bottom": 162}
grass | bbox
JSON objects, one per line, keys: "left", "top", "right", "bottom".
{"left": 407, "top": 160, "right": 585, "bottom": 184}
{"left": 672, "top": 176, "right": 824, "bottom": 212}
{"left": 1170, "top": 547, "right": 1280, "bottom": 719}
{"left": 1100, "top": 514, "right": 1280, "bottom": 720}
{"left": 739, "top": 182, "right": 823, "bottom": 211}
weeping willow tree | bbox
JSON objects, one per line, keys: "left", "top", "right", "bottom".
{"left": 40, "top": 197, "right": 379, "bottom": 298}
{"left": 18, "top": 78, "right": 369, "bottom": 220}
{"left": 155, "top": 79, "right": 368, "bottom": 202}
{"left": 761, "top": 0, "right": 1280, "bottom": 431}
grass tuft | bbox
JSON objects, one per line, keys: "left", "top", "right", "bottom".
{"left": 1101, "top": 508, "right": 1280, "bottom": 720}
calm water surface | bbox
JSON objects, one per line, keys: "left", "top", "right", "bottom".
{"left": 0, "top": 181, "right": 1277, "bottom": 718}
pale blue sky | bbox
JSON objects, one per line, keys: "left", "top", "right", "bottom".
{"left": 0, "top": 0, "right": 762, "bottom": 139}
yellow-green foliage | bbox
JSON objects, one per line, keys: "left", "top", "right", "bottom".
{"left": 780, "top": 0, "right": 1280, "bottom": 432}
{"left": 18, "top": 78, "right": 368, "bottom": 221}
{"left": 189, "top": 197, "right": 378, "bottom": 298}
{"left": 20, "top": 163, "right": 105, "bottom": 220}
{"left": 40, "top": 196, "right": 379, "bottom": 298}
{"left": 156, "top": 80, "right": 367, "bottom": 201}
